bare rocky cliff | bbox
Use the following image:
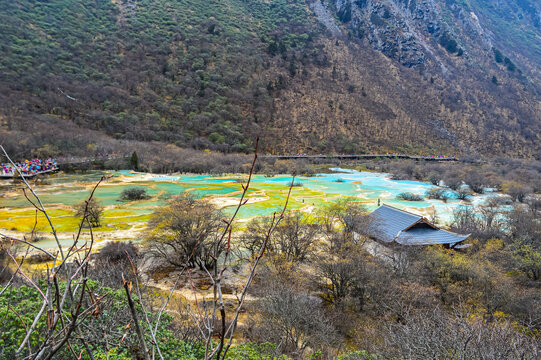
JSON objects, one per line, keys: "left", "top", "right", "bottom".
{"left": 325, "top": 0, "right": 541, "bottom": 71}
{"left": 262, "top": 0, "right": 540, "bottom": 157}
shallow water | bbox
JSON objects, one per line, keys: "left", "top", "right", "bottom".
{"left": 0, "top": 168, "right": 499, "bottom": 247}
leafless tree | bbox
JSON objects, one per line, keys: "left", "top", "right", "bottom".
{"left": 146, "top": 194, "right": 224, "bottom": 270}
{"left": 246, "top": 285, "right": 338, "bottom": 357}
{"left": 477, "top": 198, "right": 507, "bottom": 238}
{"left": 75, "top": 198, "right": 104, "bottom": 228}
{"left": 525, "top": 197, "right": 541, "bottom": 214}
{"left": 89, "top": 241, "right": 138, "bottom": 287}
{"left": 427, "top": 171, "right": 442, "bottom": 186}
{"left": 505, "top": 184, "right": 533, "bottom": 203}
{"left": 507, "top": 206, "right": 541, "bottom": 242}
{"left": 272, "top": 212, "right": 320, "bottom": 262}
{"left": 238, "top": 216, "right": 274, "bottom": 258}
{"left": 381, "top": 306, "right": 540, "bottom": 359}
{"left": 450, "top": 205, "right": 479, "bottom": 235}
{"left": 316, "top": 242, "right": 368, "bottom": 309}
{"left": 465, "top": 171, "right": 485, "bottom": 194}
{"left": 443, "top": 173, "right": 463, "bottom": 190}
{"left": 426, "top": 187, "right": 450, "bottom": 201}
{"left": 455, "top": 186, "right": 472, "bottom": 201}
{"left": 317, "top": 199, "right": 371, "bottom": 251}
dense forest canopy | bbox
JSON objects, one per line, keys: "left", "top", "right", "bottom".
{"left": 0, "top": 0, "right": 540, "bottom": 158}
{"left": 0, "top": 0, "right": 316, "bottom": 154}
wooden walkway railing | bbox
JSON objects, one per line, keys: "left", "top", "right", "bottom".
{"left": 0, "top": 168, "right": 59, "bottom": 179}
{"left": 260, "top": 154, "right": 458, "bottom": 161}
{"left": 1, "top": 156, "right": 128, "bottom": 178}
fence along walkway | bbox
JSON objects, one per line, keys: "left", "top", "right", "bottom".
{"left": 1, "top": 155, "right": 130, "bottom": 179}
{"left": 0, "top": 167, "right": 59, "bottom": 179}
{"left": 261, "top": 154, "right": 458, "bottom": 161}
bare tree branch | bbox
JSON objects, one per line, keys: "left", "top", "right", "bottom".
{"left": 1, "top": 145, "right": 65, "bottom": 260}
{"left": 123, "top": 274, "right": 151, "bottom": 360}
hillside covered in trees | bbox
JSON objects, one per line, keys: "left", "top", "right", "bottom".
{"left": 0, "top": 0, "right": 540, "bottom": 159}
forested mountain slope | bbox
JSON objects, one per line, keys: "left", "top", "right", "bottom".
{"left": 0, "top": 0, "right": 540, "bottom": 158}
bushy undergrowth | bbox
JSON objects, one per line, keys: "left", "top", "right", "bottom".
{"left": 397, "top": 192, "right": 424, "bottom": 201}
{"left": 120, "top": 187, "right": 149, "bottom": 201}
{"left": 0, "top": 282, "right": 292, "bottom": 360}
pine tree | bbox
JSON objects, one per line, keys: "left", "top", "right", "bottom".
{"left": 130, "top": 151, "right": 139, "bottom": 171}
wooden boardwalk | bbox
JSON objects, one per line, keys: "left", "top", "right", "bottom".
{"left": 260, "top": 154, "right": 458, "bottom": 161}
{"left": 0, "top": 168, "right": 59, "bottom": 179}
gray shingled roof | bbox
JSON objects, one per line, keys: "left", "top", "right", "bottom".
{"left": 367, "top": 204, "right": 469, "bottom": 246}
{"left": 396, "top": 227, "right": 470, "bottom": 245}
{"left": 367, "top": 205, "right": 421, "bottom": 242}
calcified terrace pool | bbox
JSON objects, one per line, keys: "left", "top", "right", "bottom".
{"left": 0, "top": 168, "right": 498, "bottom": 249}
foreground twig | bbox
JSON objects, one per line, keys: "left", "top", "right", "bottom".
{"left": 123, "top": 274, "right": 151, "bottom": 360}
{"left": 0, "top": 145, "right": 65, "bottom": 261}
{"left": 187, "top": 136, "right": 296, "bottom": 360}
{"left": 0, "top": 146, "right": 110, "bottom": 359}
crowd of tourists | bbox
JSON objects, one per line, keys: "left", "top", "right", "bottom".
{"left": 0, "top": 158, "right": 58, "bottom": 177}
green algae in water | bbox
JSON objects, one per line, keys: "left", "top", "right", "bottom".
{"left": 146, "top": 182, "right": 189, "bottom": 195}
{"left": 1, "top": 211, "right": 82, "bottom": 233}
{"left": 132, "top": 200, "right": 167, "bottom": 208}
{"left": 102, "top": 208, "right": 150, "bottom": 217}
{"left": 1, "top": 169, "right": 500, "bottom": 242}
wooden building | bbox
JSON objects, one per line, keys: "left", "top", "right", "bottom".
{"left": 366, "top": 204, "right": 470, "bottom": 248}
